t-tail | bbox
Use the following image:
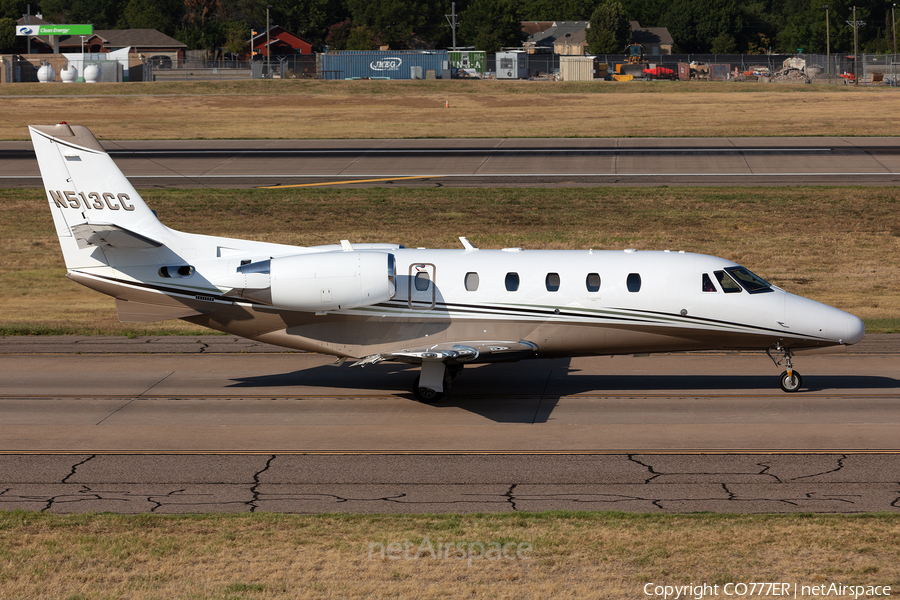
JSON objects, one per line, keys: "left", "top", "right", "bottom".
{"left": 29, "top": 123, "right": 171, "bottom": 271}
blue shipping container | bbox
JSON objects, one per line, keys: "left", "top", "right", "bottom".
{"left": 321, "top": 51, "right": 449, "bottom": 80}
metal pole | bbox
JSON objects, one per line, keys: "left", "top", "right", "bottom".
{"left": 266, "top": 5, "right": 271, "bottom": 79}
{"left": 445, "top": 2, "right": 458, "bottom": 50}
{"left": 893, "top": 4, "right": 897, "bottom": 59}
{"left": 853, "top": 5, "right": 858, "bottom": 86}
{"left": 824, "top": 5, "right": 830, "bottom": 78}
{"left": 452, "top": 2, "right": 457, "bottom": 50}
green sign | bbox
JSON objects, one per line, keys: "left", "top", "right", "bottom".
{"left": 16, "top": 24, "right": 94, "bottom": 36}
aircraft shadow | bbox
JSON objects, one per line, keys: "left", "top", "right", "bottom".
{"left": 227, "top": 360, "right": 899, "bottom": 424}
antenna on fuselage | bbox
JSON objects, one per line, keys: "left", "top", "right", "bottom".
{"left": 459, "top": 236, "right": 478, "bottom": 250}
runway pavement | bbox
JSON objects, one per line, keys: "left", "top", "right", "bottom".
{"left": 4, "top": 137, "right": 900, "bottom": 188}
{"left": 0, "top": 336, "right": 898, "bottom": 513}
{"left": 3, "top": 133, "right": 899, "bottom": 513}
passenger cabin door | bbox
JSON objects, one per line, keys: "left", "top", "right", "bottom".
{"left": 408, "top": 263, "right": 436, "bottom": 310}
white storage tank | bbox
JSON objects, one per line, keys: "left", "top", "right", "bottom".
{"left": 60, "top": 65, "right": 77, "bottom": 83}
{"left": 37, "top": 63, "right": 55, "bottom": 83}
{"left": 83, "top": 64, "right": 100, "bottom": 83}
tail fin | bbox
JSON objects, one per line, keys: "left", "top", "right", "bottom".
{"left": 29, "top": 123, "right": 169, "bottom": 269}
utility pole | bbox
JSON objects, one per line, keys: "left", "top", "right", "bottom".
{"left": 265, "top": 5, "right": 272, "bottom": 78}
{"left": 824, "top": 4, "right": 830, "bottom": 78}
{"left": 847, "top": 6, "right": 865, "bottom": 86}
{"left": 445, "top": 2, "right": 458, "bottom": 50}
{"left": 853, "top": 5, "right": 858, "bottom": 85}
{"left": 893, "top": 4, "right": 897, "bottom": 58}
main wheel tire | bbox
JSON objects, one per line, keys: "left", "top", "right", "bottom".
{"left": 779, "top": 370, "right": 802, "bottom": 393}
{"left": 412, "top": 376, "right": 443, "bottom": 403}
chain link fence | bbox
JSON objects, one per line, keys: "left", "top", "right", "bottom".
{"left": 4, "top": 52, "right": 899, "bottom": 85}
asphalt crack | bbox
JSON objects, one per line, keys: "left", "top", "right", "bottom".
{"left": 627, "top": 455, "right": 662, "bottom": 482}
{"left": 62, "top": 455, "right": 96, "bottom": 484}
{"left": 790, "top": 454, "right": 848, "bottom": 481}
{"left": 248, "top": 455, "right": 276, "bottom": 512}
{"left": 504, "top": 484, "right": 519, "bottom": 511}
{"left": 149, "top": 488, "right": 187, "bottom": 512}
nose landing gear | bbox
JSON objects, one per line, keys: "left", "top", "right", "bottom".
{"left": 767, "top": 345, "right": 802, "bottom": 393}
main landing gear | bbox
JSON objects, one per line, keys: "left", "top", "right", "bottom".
{"left": 412, "top": 362, "right": 462, "bottom": 403}
{"left": 767, "top": 346, "right": 802, "bottom": 393}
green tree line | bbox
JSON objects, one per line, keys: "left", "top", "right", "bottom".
{"left": 2, "top": 0, "right": 898, "bottom": 55}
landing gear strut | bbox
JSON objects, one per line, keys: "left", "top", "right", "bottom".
{"left": 767, "top": 345, "right": 802, "bottom": 393}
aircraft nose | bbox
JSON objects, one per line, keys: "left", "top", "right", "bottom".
{"left": 785, "top": 294, "right": 865, "bottom": 345}
{"left": 835, "top": 312, "right": 865, "bottom": 345}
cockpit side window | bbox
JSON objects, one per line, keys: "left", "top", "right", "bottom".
{"left": 725, "top": 267, "right": 774, "bottom": 294}
{"left": 702, "top": 273, "right": 717, "bottom": 292}
{"left": 714, "top": 270, "right": 742, "bottom": 293}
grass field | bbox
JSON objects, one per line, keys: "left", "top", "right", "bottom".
{"left": 3, "top": 79, "right": 900, "bottom": 140}
{"left": 1, "top": 511, "right": 898, "bottom": 600}
{"left": 2, "top": 185, "right": 898, "bottom": 335}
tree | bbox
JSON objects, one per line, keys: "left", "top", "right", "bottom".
{"left": 222, "top": 19, "right": 249, "bottom": 55}
{"left": 0, "top": 0, "right": 27, "bottom": 20}
{"left": 118, "top": 0, "right": 182, "bottom": 35}
{"left": 519, "top": 0, "right": 594, "bottom": 21}
{"left": 459, "top": 0, "right": 524, "bottom": 53}
{"left": 270, "top": 0, "right": 350, "bottom": 50}
{"left": 325, "top": 19, "right": 353, "bottom": 50}
{"left": 586, "top": 1, "right": 631, "bottom": 54}
{"left": 0, "top": 16, "right": 15, "bottom": 52}
{"left": 662, "top": 0, "right": 743, "bottom": 53}
{"left": 710, "top": 32, "right": 737, "bottom": 53}
{"left": 39, "top": 0, "right": 124, "bottom": 29}
{"left": 344, "top": 0, "right": 437, "bottom": 48}
{"left": 346, "top": 24, "right": 377, "bottom": 49}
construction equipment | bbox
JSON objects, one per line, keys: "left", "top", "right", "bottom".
{"left": 617, "top": 43, "right": 647, "bottom": 77}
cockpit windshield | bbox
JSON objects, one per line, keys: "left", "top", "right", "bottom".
{"left": 725, "top": 267, "right": 773, "bottom": 294}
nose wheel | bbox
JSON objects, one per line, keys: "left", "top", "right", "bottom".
{"left": 768, "top": 345, "right": 802, "bottom": 393}
{"left": 779, "top": 370, "right": 802, "bottom": 393}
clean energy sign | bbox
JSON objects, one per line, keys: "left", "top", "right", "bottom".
{"left": 16, "top": 24, "right": 94, "bottom": 36}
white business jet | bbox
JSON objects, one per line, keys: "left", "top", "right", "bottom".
{"left": 30, "top": 123, "right": 865, "bottom": 401}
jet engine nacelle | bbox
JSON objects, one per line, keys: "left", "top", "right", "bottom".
{"left": 224, "top": 251, "right": 395, "bottom": 312}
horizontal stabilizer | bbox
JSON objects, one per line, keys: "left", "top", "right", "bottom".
{"left": 115, "top": 299, "right": 212, "bottom": 323}
{"left": 71, "top": 223, "right": 162, "bottom": 250}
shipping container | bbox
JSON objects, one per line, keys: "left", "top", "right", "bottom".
{"left": 320, "top": 51, "right": 449, "bottom": 80}
{"left": 449, "top": 51, "right": 486, "bottom": 78}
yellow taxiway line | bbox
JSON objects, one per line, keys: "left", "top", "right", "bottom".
{"left": 260, "top": 175, "right": 443, "bottom": 188}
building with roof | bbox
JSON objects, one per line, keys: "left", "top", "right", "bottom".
{"left": 250, "top": 26, "right": 313, "bottom": 58}
{"left": 630, "top": 21, "right": 673, "bottom": 55}
{"left": 524, "top": 21, "right": 590, "bottom": 55}
{"left": 14, "top": 16, "right": 186, "bottom": 59}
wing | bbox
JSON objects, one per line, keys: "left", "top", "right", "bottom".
{"left": 350, "top": 340, "right": 538, "bottom": 368}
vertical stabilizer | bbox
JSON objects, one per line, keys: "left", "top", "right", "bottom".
{"left": 29, "top": 123, "right": 169, "bottom": 269}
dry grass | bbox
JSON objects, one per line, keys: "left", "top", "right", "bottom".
{"left": 0, "top": 511, "right": 897, "bottom": 599}
{"left": 2, "top": 186, "right": 899, "bottom": 334}
{"left": 2, "top": 80, "right": 900, "bottom": 140}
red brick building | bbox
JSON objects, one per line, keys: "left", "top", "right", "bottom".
{"left": 250, "top": 26, "right": 313, "bottom": 58}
